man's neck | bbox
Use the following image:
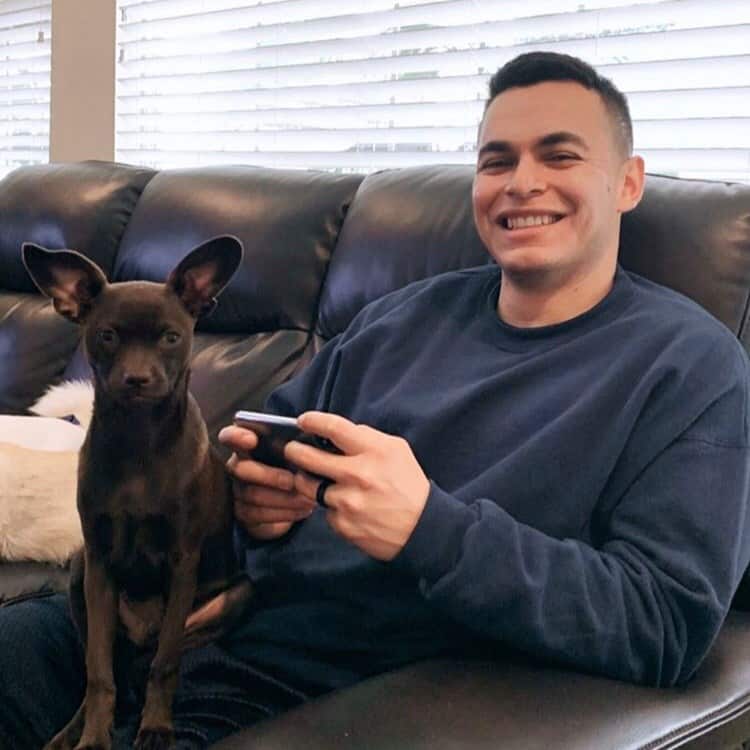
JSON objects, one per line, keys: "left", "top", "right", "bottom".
{"left": 497, "top": 261, "right": 617, "bottom": 328}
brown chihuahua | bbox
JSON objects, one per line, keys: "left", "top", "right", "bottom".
{"left": 23, "top": 237, "right": 252, "bottom": 750}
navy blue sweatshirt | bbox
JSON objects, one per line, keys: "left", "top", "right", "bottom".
{"left": 233, "top": 265, "right": 750, "bottom": 690}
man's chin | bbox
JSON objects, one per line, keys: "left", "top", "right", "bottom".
{"left": 494, "top": 251, "right": 559, "bottom": 285}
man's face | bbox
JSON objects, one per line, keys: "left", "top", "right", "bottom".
{"left": 472, "top": 80, "right": 643, "bottom": 286}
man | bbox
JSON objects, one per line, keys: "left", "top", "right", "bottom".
{"left": 1, "top": 51, "right": 749, "bottom": 749}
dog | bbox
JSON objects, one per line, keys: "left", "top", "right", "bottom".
{"left": 23, "top": 236, "right": 252, "bottom": 750}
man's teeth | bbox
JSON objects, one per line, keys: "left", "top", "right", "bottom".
{"left": 504, "top": 215, "right": 560, "bottom": 230}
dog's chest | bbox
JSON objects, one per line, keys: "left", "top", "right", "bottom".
{"left": 96, "top": 511, "right": 174, "bottom": 598}
{"left": 88, "top": 475, "right": 187, "bottom": 599}
{"left": 110, "top": 473, "right": 185, "bottom": 515}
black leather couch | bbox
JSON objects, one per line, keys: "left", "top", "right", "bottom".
{"left": 1, "top": 160, "right": 750, "bottom": 749}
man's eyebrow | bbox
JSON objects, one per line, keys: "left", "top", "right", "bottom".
{"left": 477, "top": 140, "right": 513, "bottom": 158}
{"left": 477, "top": 131, "right": 589, "bottom": 158}
{"left": 537, "top": 131, "right": 589, "bottom": 150}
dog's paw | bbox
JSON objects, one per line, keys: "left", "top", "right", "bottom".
{"left": 134, "top": 726, "right": 175, "bottom": 750}
{"left": 44, "top": 724, "right": 85, "bottom": 750}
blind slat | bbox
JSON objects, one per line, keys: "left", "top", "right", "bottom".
{"left": 115, "top": 87, "right": 750, "bottom": 134}
{"left": 0, "top": 0, "right": 50, "bottom": 178}
{"left": 115, "top": 56, "right": 750, "bottom": 119}
{"left": 115, "top": 117, "right": 750, "bottom": 153}
{"left": 117, "top": 0, "right": 749, "bottom": 64}
{"left": 118, "top": 25, "right": 750, "bottom": 96}
{"left": 113, "top": 147, "right": 748, "bottom": 174}
{"left": 115, "top": 0, "right": 750, "bottom": 181}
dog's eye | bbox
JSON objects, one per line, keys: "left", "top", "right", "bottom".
{"left": 163, "top": 331, "right": 181, "bottom": 345}
{"left": 97, "top": 329, "right": 117, "bottom": 345}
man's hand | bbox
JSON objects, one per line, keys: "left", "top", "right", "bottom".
{"left": 183, "top": 578, "right": 253, "bottom": 647}
{"left": 285, "top": 411, "right": 431, "bottom": 561}
{"left": 218, "top": 424, "right": 315, "bottom": 541}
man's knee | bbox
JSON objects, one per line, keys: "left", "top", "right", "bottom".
{"left": 0, "top": 593, "right": 85, "bottom": 749}
{"left": 0, "top": 593, "right": 80, "bottom": 671}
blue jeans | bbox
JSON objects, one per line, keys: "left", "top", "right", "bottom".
{"left": 0, "top": 593, "right": 311, "bottom": 749}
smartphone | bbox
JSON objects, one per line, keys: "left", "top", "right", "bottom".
{"left": 233, "top": 410, "right": 339, "bottom": 468}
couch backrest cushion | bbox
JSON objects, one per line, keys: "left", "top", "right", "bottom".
{"left": 0, "top": 161, "right": 155, "bottom": 293}
{"left": 319, "top": 167, "right": 750, "bottom": 355}
{"left": 317, "top": 166, "right": 489, "bottom": 338}
{"left": 0, "top": 161, "right": 155, "bottom": 413}
{"left": 114, "top": 166, "right": 364, "bottom": 335}
{"left": 620, "top": 175, "right": 750, "bottom": 349}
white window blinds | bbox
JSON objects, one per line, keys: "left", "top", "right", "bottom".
{"left": 0, "top": 0, "right": 50, "bottom": 178}
{"left": 116, "top": 0, "right": 750, "bottom": 181}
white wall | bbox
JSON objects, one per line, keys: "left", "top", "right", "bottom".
{"left": 50, "top": 0, "right": 116, "bottom": 162}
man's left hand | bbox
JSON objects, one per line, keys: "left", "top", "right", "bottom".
{"left": 284, "top": 411, "right": 430, "bottom": 561}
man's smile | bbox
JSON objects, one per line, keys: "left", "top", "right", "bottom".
{"left": 496, "top": 211, "right": 566, "bottom": 231}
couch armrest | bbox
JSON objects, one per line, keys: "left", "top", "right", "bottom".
{"left": 214, "top": 611, "right": 750, "bottom": 750}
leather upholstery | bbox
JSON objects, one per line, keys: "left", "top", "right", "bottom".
{"left": 1, "top": 160, "right": 749, "bottom": 748}
{"left": 0, "top": 161, "right": 155, "bottom": 292}
{"left": 114, "top": 166, "right": 363, "bottom": 335}
{"left": 620, "top": 176, "right": 750, "bottom": 342}
{"left": 216, "top": 612, "right": 750, "bottom": 750}
{"left": 318, "top": 165, "right": 490, "bottom": 338}
{"left": 0, "top": 162, "right": 155, "bottom": 413}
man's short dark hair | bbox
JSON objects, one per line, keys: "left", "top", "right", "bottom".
{"left": 485, "top": 51, "right": 633, "bottom": 157}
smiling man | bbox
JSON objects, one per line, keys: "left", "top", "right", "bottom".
{"left": 2, "top": 52, "right": 750, "bottom": 750}
{"left": 215, "top": 54, "right": 750, "bottom": 690}
{"left": 217, "top": 52, "right": 750, "bottom": 689}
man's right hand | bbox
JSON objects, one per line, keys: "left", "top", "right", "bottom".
{"left": 218, "top": 424, "right": 315, "bottom": 540}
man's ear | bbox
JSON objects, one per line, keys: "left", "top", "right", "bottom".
{"left": 22, "top": 243, "right": 107, "bottom": 324}
{"left": 167, "top": 235, "right": 244, "bottom": 318}
{"left": 617, "top": 155, "right": 646, "bottom": 214}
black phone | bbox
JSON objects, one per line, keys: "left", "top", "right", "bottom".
{"left": 233, "top": 410, "right": 339, "bottom": 468}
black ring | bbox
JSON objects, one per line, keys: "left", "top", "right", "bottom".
{"left": 316, "top": 478, "right": 333, "bottom": 508}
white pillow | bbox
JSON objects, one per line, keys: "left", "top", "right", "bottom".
{"left": 0, "top": 442, "right": 81, "bottom": 564}
{"left": 28, "top": 379, "right": 94, "bottom": 439}
{"left": 0, "top": 380, "right": 93, "bottom": 564}
{"left": 0, "top": 415, "right": 86, "bottom": 452}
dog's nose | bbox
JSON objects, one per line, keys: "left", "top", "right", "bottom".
{"left": 123, "top": 373, "right": 152, "bottom": 389}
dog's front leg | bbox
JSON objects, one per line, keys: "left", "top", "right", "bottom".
{"left": 134, "top": 548, "right": 200, "bottom": 750}
{"left": 75, "top": 551, "right": 118, "bottom": 750}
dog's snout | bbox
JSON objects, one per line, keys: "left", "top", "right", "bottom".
{"left": 123, "top": 373, "right": 152, "bottom": 389}
{"left": 109, "top": 345, "right": 172, "bottom": 403}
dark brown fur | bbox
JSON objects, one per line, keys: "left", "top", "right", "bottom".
{"left": 23, "top": 237, "right": 250, "bottom": 750}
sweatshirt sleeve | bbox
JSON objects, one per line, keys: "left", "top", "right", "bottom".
{"left": 264, "top": 334, "right": 344, "bottom": 417}
{"left": 264, "top": 290, "right": 396, "bottom": 417}
{"left": 394, "top": 382, "right": 750, "bottom": 687}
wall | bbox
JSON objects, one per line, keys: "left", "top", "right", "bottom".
{"left": 50, "top": 0, "right": 116, "bottom": 162}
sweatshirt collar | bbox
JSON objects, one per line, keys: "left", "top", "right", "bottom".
{"left": 482, "top": 265, "right": 635, "bottom": 353}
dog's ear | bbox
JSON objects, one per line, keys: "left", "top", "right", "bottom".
{"left": 167, "top": 235, "right": 243, "bottom": 318}
{"left": 22, "top": 243, "right": 107, "bottom": 324}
